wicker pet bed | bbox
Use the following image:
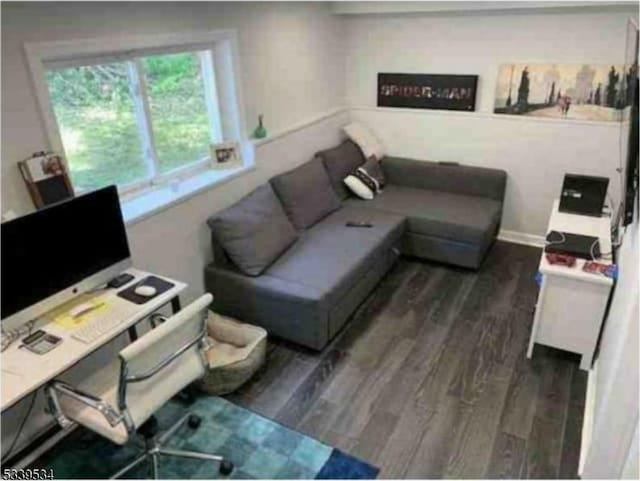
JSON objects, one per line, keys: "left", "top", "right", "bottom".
{"left": 197, "top": 312, "right": 267, "bottom": 395}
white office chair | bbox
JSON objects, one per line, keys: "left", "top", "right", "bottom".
{"left": 45, "top": 293, "right": 234, "bottom": 479}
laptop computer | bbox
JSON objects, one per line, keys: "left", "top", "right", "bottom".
{"left": 559, "top": 174, "right": 609, "bottom": 217}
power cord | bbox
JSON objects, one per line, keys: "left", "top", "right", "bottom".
{"left": 590, "top": 238, "right": 601, "bottom": 261}
{"left": 1, "top": 320, "right": 36, "bottom": 353}
{"left": 3, "top": 392, "right": 38, "bottom": 461}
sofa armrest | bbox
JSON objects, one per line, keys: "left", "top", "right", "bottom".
{"left": 204, "top": 264, "right": 329, "bottom": 350}
{"left": 382, "top": 156, "right": 507, "bottom": 202}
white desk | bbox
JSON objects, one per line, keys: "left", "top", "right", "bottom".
{"left": 1, "top": 268, "right": 186, "bottom": 412}
{"left": 527, "top": 200, "right": 613, "bottom": 370}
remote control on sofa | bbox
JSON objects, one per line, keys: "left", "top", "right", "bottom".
{"left": 346, "top": 221, "right": 373, "bottom": 228}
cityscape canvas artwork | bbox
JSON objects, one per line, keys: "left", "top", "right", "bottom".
{"left": 494, "top": 63, "right": 633, "bottom": 121}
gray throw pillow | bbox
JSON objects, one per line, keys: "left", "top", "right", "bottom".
{"left": 270, "top": 157, "right": 342, "bottom": 230}
{"left": 316, "top": 140, "right": 366, "bottom": 200}
{"left": 207, "top": 184, "right": 298, "bottom": 276}
{"left": 361, "top": 157, "right": 386, "bottom": 188}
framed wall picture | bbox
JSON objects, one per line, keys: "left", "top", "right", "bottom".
{"left": 494, "top": 63, "right": 627, "bottom": 121}
{"left": 377, "top": 73, "right": 478, "bottom": 111}
{"left": 210, "top": 141, "right": 242, "bottom": 169}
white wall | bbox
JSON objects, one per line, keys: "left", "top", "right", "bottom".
{"left": 1, "top": 0, "right": 347, "bottom": 457}
{"left": 582, "top": 209, "right": 639, "bottom": 478}
{"left": 1, "top": 1, "right": 345, "bottom": 216}
{"left": 622, "top": 423, "right": 639, "bottom": 479}
{"left": 1, "top": 0, "right": 346, "bottom": 297}
{"left": 344, "top": 9, "right": 636, "bottom": 237}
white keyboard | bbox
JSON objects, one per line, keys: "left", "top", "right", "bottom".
{"left": 71, "top": 302, "right": 137, "bottom": 344}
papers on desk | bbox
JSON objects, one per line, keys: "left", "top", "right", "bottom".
{"left": 49, "top": 293, "right": 111, "bottom": 329}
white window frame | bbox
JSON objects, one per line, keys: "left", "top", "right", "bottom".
{"left": 25, "top": 30, "right": 248, "bottom": 197}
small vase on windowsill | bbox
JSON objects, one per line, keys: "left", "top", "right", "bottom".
{"left": 253, "top": 114, "right": 267, "bottom": 139}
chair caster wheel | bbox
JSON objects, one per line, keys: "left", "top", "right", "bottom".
{"left": 219, "top": 460, "right": 234, "bottom": 475}
{"left": 179, "top": 389, "right": 196, "bottom": 405}
{"left": 187, "top": 414, "right": 201, "bottom": 429}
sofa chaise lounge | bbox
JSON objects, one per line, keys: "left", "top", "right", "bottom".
{"left": 205, "top": 140, "right": 506, "bottom": 350}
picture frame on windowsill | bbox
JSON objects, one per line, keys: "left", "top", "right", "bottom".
{"left": 210, "top": 141, "right": 242, "bottom": 169}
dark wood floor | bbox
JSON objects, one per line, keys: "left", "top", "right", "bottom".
{"left": 225, "top": 241, "right": 587, "bottom": 479}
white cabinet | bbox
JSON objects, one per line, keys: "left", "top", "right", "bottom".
{"left": 527, "top": 200, "right": 613, "bottom": 370}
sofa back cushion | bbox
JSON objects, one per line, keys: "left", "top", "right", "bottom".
{"left": 270, "top": 157, "right": 341, "bottom": 230}
{"left": 316, "top": 140, "right": 366, "bottom": 200}
{"left": 382, "top": 156, "right": 507, "bottom": 202}
{"left": 207, "top": 184, "right": 298, "bottom": 276}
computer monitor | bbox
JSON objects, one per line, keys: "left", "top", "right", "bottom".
{"left": 1, "top": 185, "right": 131, "bottom": 330}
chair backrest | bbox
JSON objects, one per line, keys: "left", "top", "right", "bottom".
{"left": 117, "top": 294, "right": 212, "bottom": 429}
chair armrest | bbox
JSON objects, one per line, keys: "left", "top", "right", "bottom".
{"left": 46, "top": 381, "right": 123, "bottom": 427}
{"left": 382, "top": 156, "right": 507, "bottom": 202}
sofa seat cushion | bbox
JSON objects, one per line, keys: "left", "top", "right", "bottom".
{"left": 262, "top": 204, "right": 405, "bottom": 305}
{"left": 347, "top": 185, "right": 501, "bottom": 245}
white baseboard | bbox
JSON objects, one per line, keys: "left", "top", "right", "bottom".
{"left": 498, "top": 229, "right": 545, "bottom": 247}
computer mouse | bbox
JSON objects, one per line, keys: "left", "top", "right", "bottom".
{"left": 134, "top": 285, "right": 157, "bottom": 297}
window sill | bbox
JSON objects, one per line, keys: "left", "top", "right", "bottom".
{"left": 121, "top": 163, "right": 255, "bottom": 226}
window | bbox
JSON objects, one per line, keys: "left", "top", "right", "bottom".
{"left": 46, "top": 62, "right": 148, "bottom": 191}
{"left": 45, "top": 50, "right": 223, "bottom": 193}
{"left": 27, "top": 32, "right": 247, "bottom": 205}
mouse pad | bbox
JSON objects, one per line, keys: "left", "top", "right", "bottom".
{"left": 117, "top": 275, "right": 175, "bottom": 305}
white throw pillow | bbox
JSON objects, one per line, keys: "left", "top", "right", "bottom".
{"left": 343, "top": 168, "right": 379, "bottom": 200}
{"left": 343, "top": 122, "right": 386, "bottom": 161}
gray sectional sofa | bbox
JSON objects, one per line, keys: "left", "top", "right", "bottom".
{"left": 205, "top": 140, "right": 506, "bottom": 350}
